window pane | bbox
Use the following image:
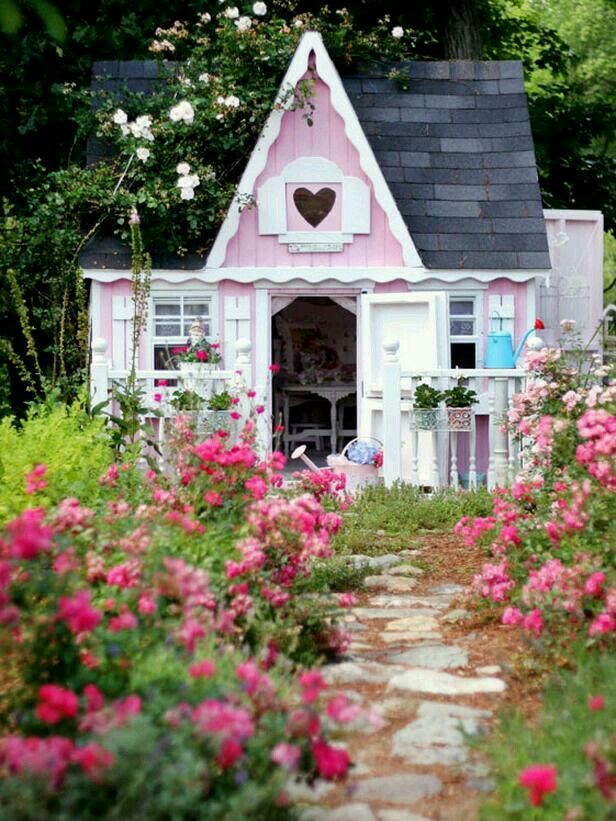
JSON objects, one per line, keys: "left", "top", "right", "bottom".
{"left": 183, "top": 320, "right": 210, "bottom": 336}
{"left": 154, "top": 302, "right": 181, "bottom": 316}
{"left": 450, "top": 300, "right": 474, "bottom": 316}
{"left": 154, "top": 345, "right": 181, "bottom": 370}
{"left": 451, "top": 342, "right": 476, "bottom": 369}
{"left": 450, "top": 319, "right": 475, "bottom": 336}
{"left": 155, "top": 321, "right": 182, "bottom": 336}
{"left": 185, "top": 302, "right": 209, "bottom": 316}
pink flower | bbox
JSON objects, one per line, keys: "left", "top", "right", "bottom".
{"left": 326, "top": 694, "right": 362, "bottom": 723}
{"left": 299, "top": 670, "right": 326, "bottom": 704}
{"left": 57, "top": 590, "right": 102, "bottom": 635}
{"left": 196, "top": 350, "right": 208, "bottom": 362}
{"left": 523, "top": 608, "right": 544, "bottom": 637}
{"left": 518, "top": 764, "right": 557, "bottom": 806}
{"left": 108, "top": 611, "right": 138, "bottom": 632}
{"left": 106, "top": 561, "right": 141, "bottom": 589}
{"left": 247, "top": 390, "right": 256, "bottom": 398}
{"left": 584, "top": 571, "right": 605, "bottom": 597}
{"left": 189, "top": 659, "right": 216, "bottom": 678}
{"left": 153, "top": 392, "right": 162, "bottom": 402}
{"left": 204, "top": 491, "right": 223, "bottom": 507}
{"left": 245, "top": 475, "right": 267, "bottom": 500}
{"left": 216, "top": 737, "right": 243, "bottom": 768}
{"left": 71, "top": 742, "right": 114, "bottom": 783}
{"left": 311, "top": 738, "right": 350, "bottom": 780}
{"left": 25, "top": 464, "right": 47, "bottom": 495}
{"left": 338, "top": 592, "right": 358, "bottom": 608}
{"left": 256, "top": 405, "right": 265, "bottom": 414}
{"left": 192, "top": 699, "right": 254, "bottom": 740}
{"left": 588, "top": 695, "right": 605, "bottom": 711}
{"left": 502, "top": 606, "right": 523, "bottom": 626}
{"left": 230, "top": 411, "right": 242, "bottom": 420}
{"left": 5, "top": 508, "right": 53, "bottom": 559}
{"left": 83, "top": 684, "right": 105, "bottom": 713}
{"left": 589, "top": 612, "right": 616, "bottom": 636}
{"left": 269, "top": 363, "right": 280, "bottom": 373}
{"left": 36, "top": 685, "right": 79, "bottom": 725}
{"left": 271, "top": 742, "right": 301, "bottom": 770}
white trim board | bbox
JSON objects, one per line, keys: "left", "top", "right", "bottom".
{"left": 84, "top": 266, "right": 549, "bottom": 286}
{"left": 205, "top": 31, "right": 424, "bottom": 270}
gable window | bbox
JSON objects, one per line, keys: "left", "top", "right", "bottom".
{"left": 449, "top": 296, "right": 479, "bottom": 369}
{"left": 151, "top": 295, "right": 216, "bottom": 370}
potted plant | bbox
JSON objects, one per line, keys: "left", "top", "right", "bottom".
{"left": 442, "top": 378, "right": 478, "bottom": 431}
{"left": 170, "top": 388, "right": 205, "bottom": 412}
{"left": 412, "top": 383, "right": 443, "bottom": 430}
{"left": 175, "top": 336, "right": 223, "bottom": 400}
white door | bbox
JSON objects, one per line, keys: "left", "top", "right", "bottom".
{"left": 358, "top": 291, "right": 448, "bottom": 482}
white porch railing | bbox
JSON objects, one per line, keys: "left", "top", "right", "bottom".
{"left": 89, "top": 337, "right": 254, "bottom": 456}
{"left": 382, "top": 339, "right": 527, "bottom": 490}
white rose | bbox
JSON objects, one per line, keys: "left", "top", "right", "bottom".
{"left": 225, "top": 95, "right": 240, "bottom": 108}
{"left": 198, "top": 73, "right": 210, "bottom": 83}
{"left": 216, "top": 95, "right": 225, "bottom": 105}
{"left": 235, "top": 15, "right": 252, "bottom": 32}
{"left": 180, "top": 187, "right": 195, "bottom": 200}
{"left": 112, "top": 108, "right": 128, "bottom": 125}
{"left": 120, "top": 123, "right": 130, "bottom": 137}
{"left": 176, "top": 162, "right": 191, "bottom": 175}
{"left": 252, "top": 1, "right": 267, "bottom": 15}
{"left": 169, "top": 100, "right": 194, "bottom": 124}
{"left": 293, "top": 19, "right": 304, "bottom": 28}
{"left": 199, "top": 12, "right": 211, "bottom": 22}
{"left": 136, "top": 147, "right": 150, "bottom": 162}
{"left": 223, "top": 6, "right": 239, "bottom": 18}
{"left": 392, "top": 26, "right": 404, "bottom": 38}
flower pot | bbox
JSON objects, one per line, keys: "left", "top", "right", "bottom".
{"left": 446, "top": 407, "right": 473, "bottom": 431}
{"left": 179, "top": 362, "right": 220, "bottom": 400}
{"left": 413, "top": 408, "right": 440, "bottom": 430}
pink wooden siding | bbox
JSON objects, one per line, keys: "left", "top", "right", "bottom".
{"left": 223, "top": 75, "right": 404, "bottom": 268}
{"left": 484, "top": 279, "right": 528, "bottom": 342}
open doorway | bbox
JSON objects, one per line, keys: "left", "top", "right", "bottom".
{"left": 271, "top": 296, "right": 357, "bottom": 464}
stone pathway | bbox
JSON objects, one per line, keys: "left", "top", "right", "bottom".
{"left": 296, "top": 544, "right": 508, "bottom": 821}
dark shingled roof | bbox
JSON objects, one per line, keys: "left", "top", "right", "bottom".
{"left": 82, "top": 58, "right": 550, "bottom": 272}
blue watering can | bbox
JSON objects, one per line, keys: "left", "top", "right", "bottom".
{"left": 485, "top": 317, "right": 545, "bottom": 369}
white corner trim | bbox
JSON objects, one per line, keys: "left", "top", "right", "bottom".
{"left": 204, "top": 31, "right": 424, "bottom": 270}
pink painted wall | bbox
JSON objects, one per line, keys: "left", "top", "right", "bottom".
{"left": 223, "top": 71, "right": 404, "bottom": 268}
{"left": 484, "top": 278, "right": 528, "bottom": 349}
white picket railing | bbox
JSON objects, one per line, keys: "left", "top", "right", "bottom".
{"left": 382, "top": 339, "right": 527, "bottom": 490}
{"left": 89, "top": 337, "right": 254, "bottom": 458}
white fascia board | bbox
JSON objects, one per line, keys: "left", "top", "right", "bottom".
{"left": 543, "top": 209, "right": 603, "bottom": 221}
{"left": 84, "top": 266, "right": 549, "bottom": 285}
{"left": 204, "top": 31, "right": 423, "bottom": 270}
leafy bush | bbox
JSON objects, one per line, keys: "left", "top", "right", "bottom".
{"left": 479, "top": 644, "right": 615, "bottom": 818}
{"left": 0, "top": 422, "right": 366, "bottom": 816}
{"left": 0, "top": 401, "right": 113, "bottom": 524}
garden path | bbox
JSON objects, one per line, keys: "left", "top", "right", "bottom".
{"left": 296, "top": 534, "right": 520, "bottom": 821}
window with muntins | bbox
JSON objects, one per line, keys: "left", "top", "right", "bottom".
{"left": 152, "top": 296, "right": 214, "bottom": 370}
{"left": 449, "top": 297, "right": 478, "bottom": 369}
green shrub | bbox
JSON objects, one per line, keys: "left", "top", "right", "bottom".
{"left": 0, "top": 401, "right": 113, "bottom": 523}
{"left": 479, "top": 644, "right": 616, "bottom": 819}
{"left": 334, "top": 483, "right": 494, "bottom": 554}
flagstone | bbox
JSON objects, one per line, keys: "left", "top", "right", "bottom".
{"left": 303, "top": 803, "right": 377, "bottom": 821}
{"left": 387, "top": 565, "right": 425, "bottom": 577}
{"left": 388, "top": 668, "right": 506, "bottom": 695}
{"left": 364, "top": 576, "right": 419, "bottom": 593}
{"left": 347, "top": 554, "right": 402, "bottom": 570}
{"left": 368, "top": 595, "right": 451, "bottom": 610}
{"left": 353, "top": 608, "right": 439, "bottom": 621}
{"left": 322, "top": 661, "right": 406, "bottom": 685}
{"left": 384, "top": 615, "right": 441, "bottom": 633}
{"left": 353, "top": 774, "right": 442, "bottom": 804}
{"left": 377, "top": 811, "right": 432, "bottom": 821}
{"left": 388, "top": 644, "right": 468, "bottom": 669}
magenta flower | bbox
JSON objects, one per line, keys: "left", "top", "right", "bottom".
{"left": 519, "top": 763, "right": 557, "bottom": 806}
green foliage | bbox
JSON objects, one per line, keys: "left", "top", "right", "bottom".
{"left": 479, "top": 643, "right": 616, "bottom": 819}
{"left": 207, "top": 391, "right": 233, "bottom": 411}
{"left": 334, "top": 483, "right": 494, "bottom": 554}
{"left": 413, "top": 383, "right": 443, "bottom": 409}
{"left": 442, "top": 379, "right": 478, "bottom": 408}
{"left": 0, "top": 400, "right": 113, "bottom": 523}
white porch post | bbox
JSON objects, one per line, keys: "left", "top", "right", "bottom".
{"left": 493, "top": 377, "right": 510, "bottom": 487}
{"left": 234, "top": 338, "right": 253, "bottom": 424}
{"left": 90, "top": 338, "right": 110, "bottom": 412}
{"left": 382, "top": 339, "right": 401, "bottom": 488}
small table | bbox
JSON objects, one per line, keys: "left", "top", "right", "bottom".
{"left": 281, "top": 383, "right": 357, "bottom": 456}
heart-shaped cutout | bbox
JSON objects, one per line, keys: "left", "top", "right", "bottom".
{"left": 293, "top": 187, "right": 336, "bottom": 228}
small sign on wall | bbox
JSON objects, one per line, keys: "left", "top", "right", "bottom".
{"left": 288, "top": 242, "right": 343, "bottom": 253}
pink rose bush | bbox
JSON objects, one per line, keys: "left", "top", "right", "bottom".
{"left": 459, "top": 347, "right": 615, "bottom": 651}
{"left": 0, "top": 420, "right": 358, "bottom": 816}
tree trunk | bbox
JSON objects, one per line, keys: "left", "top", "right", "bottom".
{"left": 435, "top": 0, "right": 483, "bottom": 60}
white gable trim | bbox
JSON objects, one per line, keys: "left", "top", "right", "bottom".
{"left": 205, "top": 31, "right": 424, "bottom": 270}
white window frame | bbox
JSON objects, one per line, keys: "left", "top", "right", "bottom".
{"left": 148, "top": 289, "right": 219, "bottom": 370}
{"left": 448, "top": 292, "right": 484, "bottom": 369}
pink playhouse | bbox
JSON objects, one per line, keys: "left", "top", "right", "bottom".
{"left": 84, "top": 32, "right": 604, "bottom": 487}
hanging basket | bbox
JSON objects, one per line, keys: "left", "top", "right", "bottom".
{"left": 446, "top": 407, "right": 473, "bottom": 431}
{"left": 327, "top": 437, "right": 382, "bottom": 493}
{"left": 412, "top": 408, "right": 441, "bottom": 430}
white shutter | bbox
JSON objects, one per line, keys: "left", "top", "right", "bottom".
{"left": 342, "top": 176, "right": 370, "bottom": 234}
{"left": 257, "top": 176, "right": 286, "bottom": 234}
{"left": 224, "top": 295, "right": 251, "bottom": 369}
{"left": 488, "top": 294, "right": 515, "bottom": 336}
{"left": 112, "top": 295, "right": 132, "bottom": 369}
